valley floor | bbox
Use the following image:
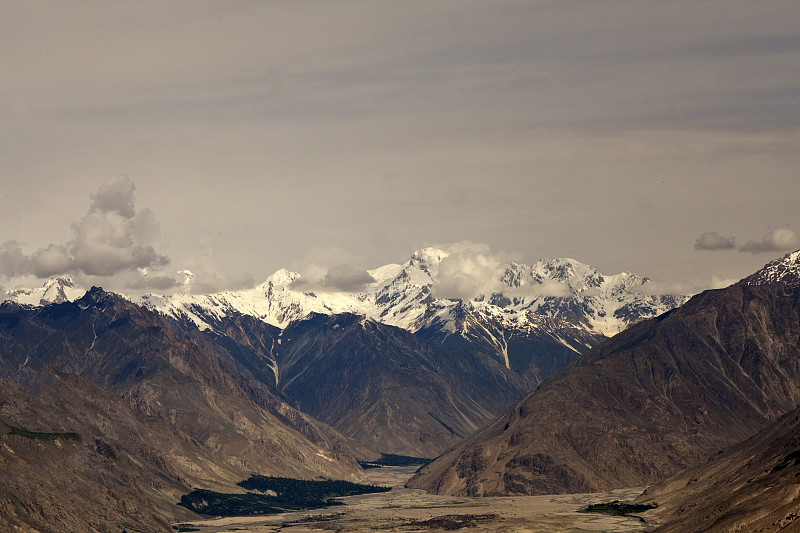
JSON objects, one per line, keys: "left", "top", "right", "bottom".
{"left": 175, "top": 466, "right": 653, "bottom": 532}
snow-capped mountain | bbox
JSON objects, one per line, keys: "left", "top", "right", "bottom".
{"left": 133, "top": 248, "right": 687, "bottom": 340}
{"left": 0, "top": 248, "right": 689, "bottom": 367}
{"left": 743, "top": 250, "right": 800, "bottom": 287}
{"left": 3, "top": 276, "right": 84, "bottom": 306}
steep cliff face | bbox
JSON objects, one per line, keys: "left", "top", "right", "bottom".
{"left": 0, "top": 289, "right": 363, "bottom": 532}
{"left": 408, "top": 258, "right": 800, "bottom": 496}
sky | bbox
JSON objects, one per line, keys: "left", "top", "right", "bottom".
{"left": 1, "top": 1, "right": 799, "bottom": 296}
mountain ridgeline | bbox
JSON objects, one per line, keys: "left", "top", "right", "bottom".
{"left": 2, "top": 250, "right": 687, "bottom": 459}
{"left": 408, "top": 251, "right": 800, "bottom": 497}
{"left": 0, "top": 249, "right": 693, "bottom": 531}
{"left": 133, "top": 250, "right": 687, "bottom": 456}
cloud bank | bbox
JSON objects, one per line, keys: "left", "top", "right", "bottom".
{"left": 321, "top": 264, "right": 376, "bottom": 292}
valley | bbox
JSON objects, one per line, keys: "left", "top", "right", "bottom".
{"left": 3, "top": 5, "right": 797, "bottom": 531}
{"left": 2, "top": 249, "right": 800, "bottom": 531}
{"left": 177, "top": 466, "right": 652, "bottom": 533}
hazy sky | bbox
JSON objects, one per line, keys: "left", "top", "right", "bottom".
{"left": 2, "top": 1, "right": 799, "bottom": 295}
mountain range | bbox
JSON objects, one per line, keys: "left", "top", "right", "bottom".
{"left": 3, "top": 249, "right": 687, "bottom": 457}
{"left": 408, "top": 250, "right": 800, "bottom": 498}
{"left": 3, "top": 248, "right": 799, "bottom": 531}
{"left": 134, "top": 248, "right": 686, "bottom": 340}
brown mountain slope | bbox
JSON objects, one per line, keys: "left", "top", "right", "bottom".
{"left": 638, "top": 406, "right": 800, "bottom": 532}
{"left": 0, "top": 289, "right": 363, "bottom": 531}
{"left": 407, "top": 280, "right": 800, "bottom": 496}
{"left": 0, "top": 373, "right": 196, "bottom": 532}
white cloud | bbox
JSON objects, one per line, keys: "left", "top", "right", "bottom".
{"left": 710, "top": 275, "right": 738, "bottom": 289}
{"left": 0, "top": 177, "right": 172, "bottom": 281}
{"left": 29, "top": 244, "right": 72, "bottom": 278}
{"left": 0, "top": 241, "right": 30, "bottom": 278}
{"left": 432, "top": 242, "right": 507, "bottom": 300}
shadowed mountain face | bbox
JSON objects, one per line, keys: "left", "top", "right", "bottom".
{"left": 276, "top": 313, "right": 530, "bottom": 458}
{"left": 0, "top": 289, "right": 363, "bottom": 532}
{"left": 408, "top": 253, "right": 800, "bottom": 496}
{"left": 5, "top": 252, "right": 689, "bottom": 463}
{"left": 192, "top": 310, "right": 573, "bottom": 458}
{"left": 0, "top": 373, "right": 196, "bottom": 532}
{"left": 639, "top": 406, "right": 800, "bottom": 532}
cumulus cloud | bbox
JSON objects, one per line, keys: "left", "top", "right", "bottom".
{"left": 740, "top": 228, "right": 800, "bottom": 254}
{"left": 433, "top": 242, "right": 507, "bottom": 299}
{"left": 0, "top": 177, "right": 173, "bottom": 283}
{"left": 287, "top": 247, "right": 375, "bottom": 293}
{"left": 694, "top": 232, "right": 736, "bottom": 251}
{"left": 90, "top": 177, "right": 136, "bottom": 218}
{"left": 321, "top": 264, "right": 376, "bottom": 292}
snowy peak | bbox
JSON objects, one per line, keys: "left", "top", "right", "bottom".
{"left": 408, "top": 247, "right": 449, "bottom": 276}
{"left": 502, "top": 258, "right": 606, "bottom": 294}
{"left": 743, "top": 250, "right": 800, "bottom": 287}
{"left": 264, "top": 268, "right": 301, "bottom": 288}
{"left": 130, "top": 249, "right": 688, "bottom": 340}
{"left": 4, "top": 276, "right": 84, "bottom": 306}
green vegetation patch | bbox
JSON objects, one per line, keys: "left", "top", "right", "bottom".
{"left": 237, "top": 475, "right": 391, "bottom": 498}
{"left": 580, "top": 500, "right": 657, "bottom": 516}
{"left": 358, "top": 453, "right": 433, "bottom": 469}
{"left": 283, "top": 511, "right": 346, "bottom": 525}
{"left": 179, "top": 476, "right": 391, "bottom": 517}
{"left": 1, "top": 420, "right": 79, "bottom": 442}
